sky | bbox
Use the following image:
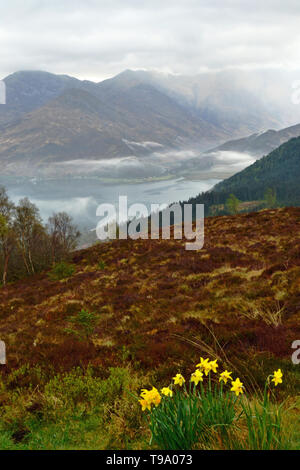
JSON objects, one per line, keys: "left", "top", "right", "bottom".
{"left": 1, "top": 0, "right": 300, "bottom": 81}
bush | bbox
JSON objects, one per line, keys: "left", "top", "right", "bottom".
{"left": 64, "top": 309, "right": 97, "bottom": 341}
{"left": 48, "top": 262, "right": 75, "bottom": 281}
{"left": 0, "top": 365, "right": 147, "bottom": 450}
{"left": 98, "top": 260, "right": 106, "bottom": 270}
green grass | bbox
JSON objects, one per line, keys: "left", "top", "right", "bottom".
{"left": 0, "top": 362, "right": 299, "bottom": 450}
{"left": 0, "top": 365, "right": 150, "bottom": 450}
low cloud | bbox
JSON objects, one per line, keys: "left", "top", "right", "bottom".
{"left": 53, "top": 156, "right": 166, "bottom": 179}
{"left": 10, "top": 192, "right": 98, "bottom": 227}
{"left": 47, "top": 147, "right": 257, "bottom": 180}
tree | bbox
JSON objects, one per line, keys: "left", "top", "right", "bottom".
{"left": 0, "top": 187, "right": 16, "bottom": 285}
{"left": 47, "top": 212, "right": 81, "bottom": 262}
{"left": 264, "top": 188, "right": 277, "bottom": 209}
{"left": 0, "top": 215, "right": 16, "bottom": 285}
{"left": 225, "top": 194, "right": 240, "bottom": 215}
{"left": 14, "top": 197, "right": 45, "bottom": 275}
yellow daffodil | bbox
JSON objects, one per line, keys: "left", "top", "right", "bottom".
{"left": 139, "top": 398, "right": 151, "bottom": 411}
{"left": 196, "top": 357, "right": 210, "bottom": 369}
{"left": 219, "top": 370, "right": 233, "bottom": 384}
{"left": 191, "top": 369, "right": 204, "bottom": 386}
{"left": 196, "top": 357, "right": 211, "bottom": 376}
{"left": 173, "top": 373, "right": 185, "bottom": 387}
{"left": 161, "top": 387, "right": 173, "bottom": 397}
{"left": 231, "top": 378, "right": 244, "bottom": 396}
{"left": 271, "top": 369, "right": 283, "bottom": 386}
{"left": 209, "top": 359, "right": 219, "bottom": 373}
{"left": 140, "top": 387, "right": 161, "bottom": 407}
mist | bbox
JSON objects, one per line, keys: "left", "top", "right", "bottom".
{"left": 13, "top": 145, "right": 257, "bottom": 182}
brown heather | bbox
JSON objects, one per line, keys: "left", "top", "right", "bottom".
{"left": 0, "top": 207, "right": 300, "bottom": 393}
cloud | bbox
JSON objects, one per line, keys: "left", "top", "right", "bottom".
{"left": 1, "top": 1, "right": 300, "bottom": 80}
{"left": 209, "top": 150, "right": 256, "bottom": 173}
{"left": 9, "top": 191, "right": 98, "bottom": 226}
{"left": 38, "top": 147, "right": 256, "bottom": 181}
{"left": 53, "top": 156, "right": 166, "bottom": 179}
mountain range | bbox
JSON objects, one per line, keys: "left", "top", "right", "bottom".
{"left": 2, "top": 69, "right": 300, "bottom": 176}
{"left": 0, "top": 70, "right": 227, "bottom": 175}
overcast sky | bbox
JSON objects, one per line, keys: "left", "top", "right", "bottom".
{"left": 1, "top": 0, "right": 300, "bottom": 81}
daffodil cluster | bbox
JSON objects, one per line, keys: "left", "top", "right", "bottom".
{"left": 195, "top": 357, "right": 244, "bottom": 395}
{"left": 139, "top": 358, "right": 283, "bottom": 411}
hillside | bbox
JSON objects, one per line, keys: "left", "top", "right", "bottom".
{"left": 214, "top": 136, "right": 300, "bottom": 204}
{"left": 0, "top": 208, "right": 299, "bottom": 449}
{"left": 187, "top": 136, "right": 300, "bottom": 212}
{"left": 1, "top": 207, "right": 299, "bottom": 374}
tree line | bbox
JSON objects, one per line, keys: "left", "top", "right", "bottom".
{"left": 0, "top": 187, "right": 80, "bottom": 285}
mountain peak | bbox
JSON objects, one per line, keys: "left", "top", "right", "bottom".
{"left": 4, "top": 70, "right": 75, "bottom": 82}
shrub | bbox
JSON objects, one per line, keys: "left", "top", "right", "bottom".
{"left": 0, "top": 365, "right": 147, "bottom": 450}
{"left": 98, "top": 260, "right": 106, "bottom": 270}
{"left": 48, "top": 262, "right": 75, "bottom": 281}
{"left": 64, "top": 309, "right": 97, "bottom": 341}
{"left": 44, "top": 367, "right": 130, "bottom": 410}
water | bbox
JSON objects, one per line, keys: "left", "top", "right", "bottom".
{"left": 0, "top": 176, "right": 220, "bottom": 230}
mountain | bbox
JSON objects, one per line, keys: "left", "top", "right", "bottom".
{"left": 0, "top": 88, "right": 132, "bottom": 167}
{"left": 208, "top": 123, "right": 300, "bottom": 157}
{"left": 0, "top": 71, "right": 83, "bottom": 128}
{"left": 187, "top": 136, "right": 300, "bottom": 211}
{"left": 0, "top": 83, "right": 221, "bottom": 161}
{"left": 2, "top": 68, "right": 300, "bottom": 177}
{"left": 0, "top": 70, "right": 230, "bottom": 175}
{"left": 114, "top": 69, "right": 300, "bottom": 135}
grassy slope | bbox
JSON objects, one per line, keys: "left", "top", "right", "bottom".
{"left": 0, "top": 207, "right": 300, "bottom": 448}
